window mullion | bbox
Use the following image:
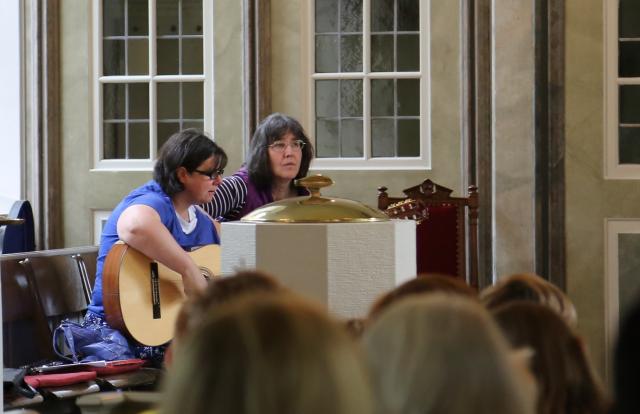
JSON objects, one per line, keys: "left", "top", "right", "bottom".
{"left": 179, "top": 0, "right": 183, "bottom": 77}
{"left": 124, "top": 0, "right": 130, "bottom": 158}
{"left": 363, "top": 0, "right": 371, "bottom": 159}
{"left": 149, "top": 0, "right": 157, "bottom": 158}
{"left": 95, "top": 1, "right": 104, "bottom": 164}
{"left": 178, "top": 0, "right": 183, "bottom": 131}
{"left": 203, "top": 0, "right": 214, "bottom": 135}
{"left": 618, "top": 77, "right": 640, "bottom": 85}
{"left": 421, "top": 0, "right": 430, "bottom": 161}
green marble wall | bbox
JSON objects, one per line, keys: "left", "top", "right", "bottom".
{"left": 565, "top": 0, "right": 640, "bottom": 378}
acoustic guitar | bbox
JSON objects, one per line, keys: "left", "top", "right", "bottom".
{"left": 385, "top": 198, "right": 428, "bottom": 224}
{"left": 102, "top": 242, "right": 220, "bottom": 346}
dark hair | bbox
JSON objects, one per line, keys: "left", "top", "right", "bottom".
{"left": 368, "top": 273, "right": 478, "bottom": 319}
{"left": 153, "top": 129, "right": 228, "bottom": 197}
{"left": 246, "top": 113, "right": 314, "bottom": 190}
{"left": 493, "top": 302, "right": 609, "bottom": 414}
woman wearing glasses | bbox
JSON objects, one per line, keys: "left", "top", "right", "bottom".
{"left": 83, "top": 128, "right": 227, "bottom": 364}
{"left": 202, "top": 113, "right": 314, "bottom": 221}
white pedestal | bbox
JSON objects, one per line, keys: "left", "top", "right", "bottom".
{"left": 221, "top": 220, "right": 416, "bottom": 318}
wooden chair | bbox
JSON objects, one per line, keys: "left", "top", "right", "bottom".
{"left": 0, "top": 199, "right": 36, "bottom": 254}
{"left": 2, "top": 248, "right": 102, "bottom": 409}
{"left": 378, "top": 179, "right": 479, "bottom": 289}
{"left": 1, "top": 259, "right": 55, "bottom": 368}
{"left": 1, "top": 247, "right": 160, "bottom": 410}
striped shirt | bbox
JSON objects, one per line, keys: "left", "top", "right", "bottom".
{"left": 201, "top": 175, "right": 248, "bottom": 221}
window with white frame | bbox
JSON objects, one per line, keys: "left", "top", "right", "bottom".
{"left": 605, "top": 1, "right": 640, "bottom": 178}
{"left": 93, "top": 0, "right": 213, "bottom": 170}
{"left": 310, "top": 0, "right": 428, "bottom": 170}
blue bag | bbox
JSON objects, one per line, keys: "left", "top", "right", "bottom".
{"left": 52, "top": 320, "right": 135, "bottom": 363}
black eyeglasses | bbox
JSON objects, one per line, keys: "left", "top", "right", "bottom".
{"left": 193, "top": 168, "right": 225, "bottom": 180}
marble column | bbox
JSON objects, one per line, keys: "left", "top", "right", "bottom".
{"left": 492, "top": 0, "right": 536, "bottom": 279}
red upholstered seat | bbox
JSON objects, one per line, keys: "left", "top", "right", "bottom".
{"left": 417, "top": 204, "right": 459, "bottom": 277}
{"left": 378, "top": 180, "right": 479, "bottom": 289}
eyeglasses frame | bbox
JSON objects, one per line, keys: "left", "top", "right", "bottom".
{"left": 267, "top": 140, "right": 306, "bottom": 152}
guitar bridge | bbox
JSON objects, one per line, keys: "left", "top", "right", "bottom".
{"left": 150, "top": 262, "right": 161, "bottom": 319}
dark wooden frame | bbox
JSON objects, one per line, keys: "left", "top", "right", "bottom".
{"left": 534, "top": 0, "right": 565, "bottom": 289}
{"left": 244, "top": 0, "right": 271, "bottom": 141}
{"left": 23, "top": 0, "right": 62, "bottom": 249}
{"left": 464, "top": 0, "right": 493, "bottom": 289}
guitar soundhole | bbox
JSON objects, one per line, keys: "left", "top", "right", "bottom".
{"left": 200, "top": 266, "right": 213, "bottom": 281}
{"left": 150, "top": 262, "right": 161, "bottom": 319}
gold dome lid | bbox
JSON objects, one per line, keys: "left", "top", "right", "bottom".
{"left": 241, "top": 175, "right": 389, "bottom": 223}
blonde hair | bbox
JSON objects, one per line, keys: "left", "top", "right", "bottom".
{"left": 161, "top": 292, "right": 373, "bottom": 414}
{"left": 363, "top": 294, "right": 536, "bottom": 414}
{"left": 165, "top": 270, "right": 282, "bottom": 367}
{"left": 480, "top": 273, "right": 577, "bottom": 326}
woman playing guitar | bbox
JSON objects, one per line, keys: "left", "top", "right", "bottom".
{"left": 84, "top": 129, "right": 227, "bottom": 364}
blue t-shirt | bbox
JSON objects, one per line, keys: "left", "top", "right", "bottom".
{"left": 87, "top": 180, "right": 220, "bottom": 317}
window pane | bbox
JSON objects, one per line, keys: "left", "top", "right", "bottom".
{"left": 129, "top": 83, "right": 149, "bottom": 119}
{"left": 157, "top": 0, "right": 179, "bottom": 35}
{"left": 158, "top": 39, "right": 179, "bottom": 74}
{"left": 398, "top": 0, "right": 419, "bottom": 31}
{"left": 128, "top": 39, "right": 148, "bottom": 75}
{"left": 341, "top": 34, "right": 362, "bottom": 72}
{"left": 397, "top": 34, "right": 419, "bottom": 71}
{"left": 183, "top": 0, "right": 203, "bottom": 35}
{"left": 371, "top": 79, "right": 394, "bottom": 116}
{"left": 340, "top": 80, "right": 362, "bottom": 117}
{"left": 316, "top": 80, "right": 339, "bottom": 118}
{"left": 371, "top": 34, "right": 394, "bottom": 72}
{"left": 619, "top": 127, "right": 640, "bottom": 164}
{"left": 341, "top": 0, "right": 362, "bottom": 33}
{"left": 341, "top": 119, "right": 363, "bottom": 157}
{"left": 316, "top": 35, "right": 339, "bottom": 72}
{"left": 620, "top": 0, "right": 640, "bottom": 38}
{"left": 157, "top": 82, "right": 180, "bottom": 119}
{"left": 371, "top": 0, "right": 394, "bottom": 32}
{"left": 316, "top": 119, "right": 340, "bottom": 157}
{"left": 372, "top": 118, "right": 395, "bottom": 157}
{"left": 620, "top": 85, "right": 640, "bottom": 123}
{"left": 618, "top": 234, "right": 640, "bottom": 315}
{"left": 183, "top": 38, "right": 203, "bottom": 74}
{"left": 129, "top": 123, "right": 150, "bottom": 158}
{"left": 104, "top": 83, "right": 125, "bottom": 120}
{"left": 397, "top": 119, "right": 420, "bottom": 156}
{"left": 316, "top": 0, "right": 339, "bottom": 33}
{"left": 183, "top": 82, "right": 204, "bottom": 119}
{"left": 183, "top": 121, "right": 204, "bottom": 130}
{"left": 103, "top": 39, "right": 125, "bottom": 75}
{"left": 103, "top": 0, "right": 125, "bottom": 37}
{"left": 397, "top": 79, "right": 420, "bottom": 116}
{"left": 103, "top": 123, "right": 126, "bottom": 159}
{"left": 619, "top": 41, "right": 640, "bottom": 77}
{"left": 157, "top": 122, "right": 180, "bottom": 151}
{"left": 128, "top": 0, "right": 148, "bottom": 36}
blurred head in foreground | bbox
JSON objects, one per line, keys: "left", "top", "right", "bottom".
{"left": 162, "top": 292, "right": 373, "bottom": 414}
